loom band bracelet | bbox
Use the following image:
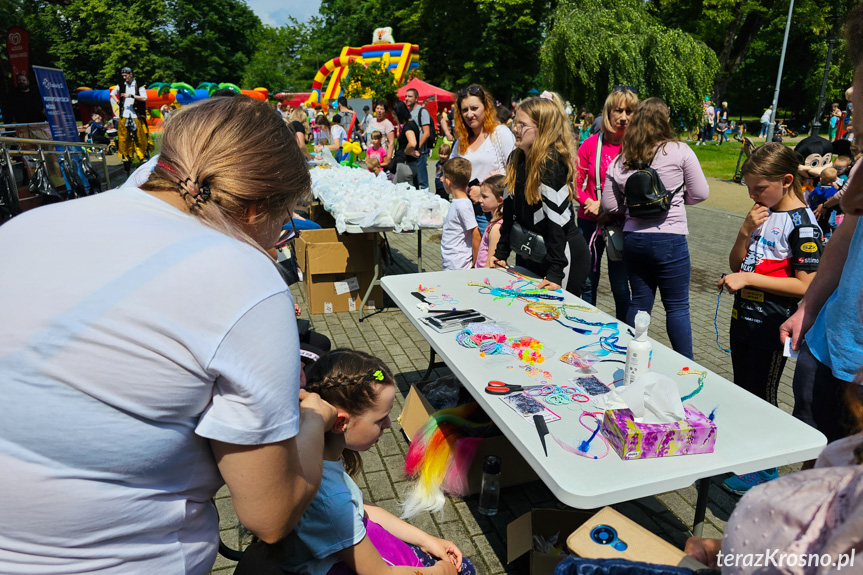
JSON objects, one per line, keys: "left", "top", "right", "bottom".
{"left": 545, "top": 394, "right": 571, "bottom": 406}
{"left": 527, "top": 384, "right": 557, "bottom": 397}
{"left": 570, "top": 392, "right": 590, "bottom": 403}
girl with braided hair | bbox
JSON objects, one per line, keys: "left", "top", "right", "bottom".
{"left": 238, "top": 349, "right": 475, "bottom": 575}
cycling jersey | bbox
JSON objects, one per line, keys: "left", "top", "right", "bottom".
{"left": 731, "top": 207, "right": 823, "bottom": 341}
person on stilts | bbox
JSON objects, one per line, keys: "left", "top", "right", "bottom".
{"left": 110, "top": 66, "right": 151, "bottom": 174}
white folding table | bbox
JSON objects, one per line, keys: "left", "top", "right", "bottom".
{"left": 381, "top": 268, "right": 827, "bottom": 536}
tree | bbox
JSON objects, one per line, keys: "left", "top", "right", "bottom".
{"left": 649, "top": 0, "right": 858, "bottom": 112}
{"left": 161, "top": 0, "right": 260, "bottom": 85}
{"left": 542, "top": 0, "right": 718, "bottom": 126}
{"left": 649, "top": 0, "right": 779, "bottom": 100}
{"left": 4, "top": 0, "right": 167, "bottom": 89}
{"left": 339, "top": 59, "right": 399, "bottom": 102}
{"left": 317, "top": 0, "right": 394, "bottom": 57}
{"left": 396, "top": 0, "right": 554, "bottom": 102}
{"left": 243, "top": 17, "right": 327, "bottom": 92}
{"left": 315, "top": 0, "right": 554, "bottom": 103}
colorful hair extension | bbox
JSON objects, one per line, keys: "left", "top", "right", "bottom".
{"left": 441, "top": 437, "right": 483, "bottom": 495}
{"left": 402, "top": 404, "right": 491, "bottom": 518}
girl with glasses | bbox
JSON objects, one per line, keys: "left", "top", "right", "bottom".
{"left": 491, "top": 97, "right": 590, "bottom": 295}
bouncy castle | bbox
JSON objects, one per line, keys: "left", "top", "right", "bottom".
{"left": 76, "top": 82, "right": 268, "bottom": 129}
{"left": 307, "top": 27, "right": 419, "bottom": 107}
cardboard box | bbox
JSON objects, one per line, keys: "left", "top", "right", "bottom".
{"left": 398, "top": 385, "right": 539, "bottom": 495}
{"left": 507, "top": 509, "right": 595, "bottom": 575}
{"left": 295, "top": 228, "right": 383, "bottom": 314}
{"left": 566, "top": 507, "right": 708, "bottom": 570}
{"left": 507, "top": 507, "right": 708, "bottom": 575}
{"left": 601, "top": 405, "right": 717, "bottom": 460}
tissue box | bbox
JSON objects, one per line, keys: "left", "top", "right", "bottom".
{"left": 601, "top": 404, "right": 717, "bottom": 460}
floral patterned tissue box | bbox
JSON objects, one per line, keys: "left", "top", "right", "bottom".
{"left": 601, "top": 405, "right": 717, "bottom": 460}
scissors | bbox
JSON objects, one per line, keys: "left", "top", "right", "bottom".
{"left": 485, "top": 381, "right": 540, "bottom": 395}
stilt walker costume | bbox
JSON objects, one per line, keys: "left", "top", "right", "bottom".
{"left": 110, "top": 67, "right": 150, "bottom": 172}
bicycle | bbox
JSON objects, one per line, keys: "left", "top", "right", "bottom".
{"left": 777, "top": 123, "right": 797, "bottom": 138}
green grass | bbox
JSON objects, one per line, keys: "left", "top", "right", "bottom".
{"left": 686, "top": 140, "right": 746, "bottom": 180}
{"left": 683, "top": 135, "right": 804, "bottom": 180}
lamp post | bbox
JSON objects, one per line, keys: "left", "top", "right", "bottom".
{"left": 811, "top": 15, "right": 840, "bottom": 136}
{"left": 766, "top": 0, "right": 795, "bottom": 144}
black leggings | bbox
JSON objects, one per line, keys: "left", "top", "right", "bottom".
{"left": 516, "top": 231, "right": 590, "bottom": 297}
{"left": 792, "top": 343, "right": 859, "bottom": 442}
{"left": 730, "top": 335, "right": 787, "bottom": 405}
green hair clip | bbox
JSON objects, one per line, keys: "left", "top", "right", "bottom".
{"left": 373, "top": 370, "right": 384, "bottom": 381}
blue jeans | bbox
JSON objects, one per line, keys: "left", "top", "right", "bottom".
{"left": 577, "top": 218, "right": 630, "bottom": 321}
{"left": 417, "top": 151, "right": 429, "bottom": 189}
{"left": 623, "top": 232, "right": 693, "bottom": 359}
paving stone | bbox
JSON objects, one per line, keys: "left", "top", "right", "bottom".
{"left": 365, "top": 470, "right": 397, "bottom": 501}
{"left": 472, "top": 530, "right": 508, "bottom": 575}
{"left": 360, "top": 448, "right": 384, "bottom": 473}
{"left": 384, "top": 454, "right": 408, "bottom": 482}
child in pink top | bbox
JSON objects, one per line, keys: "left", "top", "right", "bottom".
{"left": 365, "top": 131, "right": 387, "bottom": 166}
{"left": 474, "top": 175, "right": 505, "bottom": 268}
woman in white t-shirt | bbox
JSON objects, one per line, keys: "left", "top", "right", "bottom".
{"left": 365, "top": 100, "right": 396, "bottom": 167}
{"left": 315, "top": 114, "right": 348, "bottom": 161}
{"left": 0, "top": 97, "right": 337, "bottom": 574}
{"left": 451, "top": 84, "right": 516, "bottom": 235}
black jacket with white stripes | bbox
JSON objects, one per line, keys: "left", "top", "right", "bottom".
{"left": 494, "top": 149, "right": 578, "bottom": 285}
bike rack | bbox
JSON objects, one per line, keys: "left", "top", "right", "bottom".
{"left": 0, "top": 131, "right": 110, "bottom": 211}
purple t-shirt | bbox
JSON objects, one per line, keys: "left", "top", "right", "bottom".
{"left": 601, "top": 141, "right": 709, "bottom": 235}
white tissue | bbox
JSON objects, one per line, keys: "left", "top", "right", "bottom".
{"left": 592, "top": 372, "right": 686, "bottom": 424}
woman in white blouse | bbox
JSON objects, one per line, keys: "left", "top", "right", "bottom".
{"left": 451, "top": 84, "right": 516, "bottom": 235}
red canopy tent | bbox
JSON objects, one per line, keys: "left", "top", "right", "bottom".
{"left": 397, "top": 78, "right": 456, "bottom": 103}
{"left": 398, "top": 79, "right": 456, "bottom": 130}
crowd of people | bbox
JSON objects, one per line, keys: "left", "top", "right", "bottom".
{"left": 1, "top": 4, "right": 863, "bottom": 575}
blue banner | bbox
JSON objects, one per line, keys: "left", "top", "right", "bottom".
{"left": 33, "top": 66, "right": 79, "bottom": 146}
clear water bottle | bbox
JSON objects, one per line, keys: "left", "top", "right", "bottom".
{"left": 477, "top": 455, "right": 501, "bottom": 516}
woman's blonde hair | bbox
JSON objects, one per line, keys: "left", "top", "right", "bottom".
{"left": 454, "top": 84, "right": 499, "bottom": 155}
{"left": 504, "top": 97, "right": 576, "bottom": 205}
{"left": 740, "top": 142, "right": 805, "bottom": 202}
{"left": 141, "top": 97, "right": 310, "bottom": 256}
{"left": 304, "top": 349, "right": 396, "bottom": 476}
{"left": 602, "top": 89, "right": 639, "bottom": 135}
{"left": 620, "top": 97, "right": 675, "bottom": 170}
{"left": 290, "top": 107, "right": 310, "bottom": 128}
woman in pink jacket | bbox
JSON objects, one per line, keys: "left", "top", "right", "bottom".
{"left": 575, "top": 88, "right": 638, "bottom": 321}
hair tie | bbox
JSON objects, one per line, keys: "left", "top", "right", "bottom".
{"left": 372, "top": 370, "right": 384, "bottom": 381}
{"left": 540, "top": 91, "right": 554, "bottom": 101}
{"left": 157, "top": 160, "right": 210, "bottom": 206}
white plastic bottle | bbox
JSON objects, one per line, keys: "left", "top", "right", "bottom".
{"left": 623, "top": 311, "right": 653, "bottom": 386}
